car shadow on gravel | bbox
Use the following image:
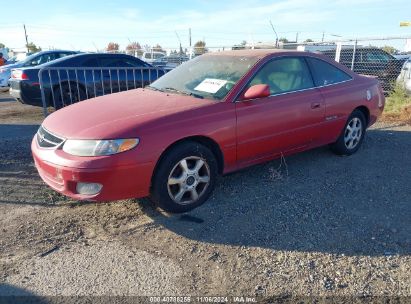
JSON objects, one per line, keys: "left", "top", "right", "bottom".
{"left": 144, "top": 128, "right": 411, "bottom": 257}
{"left": 0, "top": 283, "right": 47, "bottom": 304}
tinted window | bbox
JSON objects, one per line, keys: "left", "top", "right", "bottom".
{"left": 100, "top": 57, "right": 131, "bottom": 67}
{"left": 307, "top": 57, "right": 351, "bottom": 86}
{"left": 81, "top": 58, "right": 99, "bottom": 67}
{"left": 248, "top": 57, "right": 314, "bottom": 95}
{"left": 123, "top": 58, "right": 147, "bottom": 67}
{"left": 57, "top": 52, "right": 74, "bottom": 59}
{"left": 24, "top": 53, "right": 58, "bottom": 67}
{"left": 363, "top": 50, "right": 391, "bottom": 63}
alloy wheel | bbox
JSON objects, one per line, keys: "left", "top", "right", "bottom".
{"left": 167, "top": 156, "right": 211, "bottom": 205}
{"left": 344, "top": 117, "right": 363, "bottom": 149}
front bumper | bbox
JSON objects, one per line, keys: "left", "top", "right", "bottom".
{"left": 31, "top": 137, "right": 154, "bottom": 201}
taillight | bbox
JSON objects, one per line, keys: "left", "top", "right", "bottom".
{"left": 11, "top": 70, "right": 29, "bottom": 80}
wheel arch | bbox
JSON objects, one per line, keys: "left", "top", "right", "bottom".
{"left": 354, "top": 105, "right": 370, "bottom": 126}
{"left": 151, "top": 135, "right": 225, "bottom": 184}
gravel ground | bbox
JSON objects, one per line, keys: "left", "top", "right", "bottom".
{"left": 0, "top": 93, "right": 410, "bottom": 301}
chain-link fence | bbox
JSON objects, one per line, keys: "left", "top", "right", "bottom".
{"left": 135, "top": 37, "right": 410, "bottom": 94}
{"left": 285, "top": 37, "right": 411, "bottom": 94}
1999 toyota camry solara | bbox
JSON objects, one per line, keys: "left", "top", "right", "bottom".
{"left": 32, "top": 50, "right": 385, "bottom": 213}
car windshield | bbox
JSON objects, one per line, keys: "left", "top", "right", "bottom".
{"left": 149, "top": 54, "right": 259, "bottom": 100}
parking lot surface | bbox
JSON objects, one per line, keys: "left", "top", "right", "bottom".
{"left": 0, "top": 93, "right": 410, "bottom": 298}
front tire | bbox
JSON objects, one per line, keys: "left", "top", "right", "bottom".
{"left": 151, "top": 142, "right": 218, "bottom": 213}
{"left": 330, "top": 109, "right": 366, "bottom": 155}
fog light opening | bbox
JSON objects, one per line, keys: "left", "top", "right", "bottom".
{"left": 76, "top": 182, "right": 103, "bottom": 195}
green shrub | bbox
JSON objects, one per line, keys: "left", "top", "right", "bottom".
{"left": 385, "top": 82, "right": 411, "bottom": 113}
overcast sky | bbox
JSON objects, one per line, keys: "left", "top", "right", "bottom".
{"left": 1, "top": 0, "right": 410, "bottom": 51}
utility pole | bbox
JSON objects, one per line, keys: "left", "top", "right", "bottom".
{"left": 23, "top": 24, "right": 29, "bottom": 52}
{"left": 189, "top": 28, "right": 192, "bottom": 59}
{"left": 269, "top": 20, "right": 279, "bottom": 48}
{"left": 321, "top": 31, "right": 325, "bottom": 42}
{"left": 295, "top": 32, "right": 299, "bottom": 43}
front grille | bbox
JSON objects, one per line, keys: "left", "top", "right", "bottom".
{"left": 37, "top": 126, "right": 65, "bottom": 148}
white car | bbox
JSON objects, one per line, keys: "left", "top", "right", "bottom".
{"left": 141, "top": 51, "right": 165, "bottom": 64}
{"left": 0, "top": 50, "right": 76, "bottom": 92}
{"left": 397, "top": 58, "right": 411, "bottom": 94}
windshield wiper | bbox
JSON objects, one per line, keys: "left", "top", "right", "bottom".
{"left": 146, "top": 85, "right": 164, "bottom": 92}
{"left": 163, "top": 87, "right": 204, "bottom": 99}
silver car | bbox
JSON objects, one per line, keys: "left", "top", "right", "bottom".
{"left": 0, "top": 50, "right": 77, "bottom": 91}
{"left": 397, "top": 58, "right": 411, "bottom": 94}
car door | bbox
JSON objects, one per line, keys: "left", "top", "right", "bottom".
{"left": 235, "top": 56, "right": 325, "bottom": 165}
{"left": 305, "top": 56, "right": 355, "bottom": 144}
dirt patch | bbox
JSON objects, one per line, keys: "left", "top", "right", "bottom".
{"left": 0, "top": 93, "right": 44, "bottom": 125}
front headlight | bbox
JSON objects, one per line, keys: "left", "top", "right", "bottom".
{"left": 62, "top": 138, "right": 139, "bottom": 156}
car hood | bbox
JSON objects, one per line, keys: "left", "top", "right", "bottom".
{"left": 42, "top": 88, "right": 214, "bottom": 139}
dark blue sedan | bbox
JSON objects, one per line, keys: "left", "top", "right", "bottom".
{"left": 9, "top": 53, "right": 165, "bottom": 109}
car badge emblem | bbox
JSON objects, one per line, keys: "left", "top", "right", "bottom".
{"left": 39, "top": 133, "right": 45, "bottom": 142}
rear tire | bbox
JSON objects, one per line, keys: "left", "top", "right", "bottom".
{"left": 330, "top": 109, "right": 366, "bottom": 155}
{"left": 150, "top": 142, "right": 218, "bottom": 213}
{"left": 52, "top": 83, "right": 86, "bottom": 109}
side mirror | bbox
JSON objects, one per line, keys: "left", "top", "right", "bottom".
{"left": 241, "top": 84, "right": 270, "bottom": 100}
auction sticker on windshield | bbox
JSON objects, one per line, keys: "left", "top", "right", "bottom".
{"left": 194, "top": 78, "right": 227, "bottom": 94}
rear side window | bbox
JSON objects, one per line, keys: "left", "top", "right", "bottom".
{"left": 100, "top": 57, "right": 133, "bottom": 67}
{"left": 307, "top": 57, "right": 352, "bottom": 86}
{"left": 124, "top": 58, "right": 147, "bottom": 67}
{"left": 82, "top": 58, "right": 99, "bottom": 67}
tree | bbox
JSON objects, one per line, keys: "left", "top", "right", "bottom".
{"left": 382, "top": 45, "right": 398, "bottom": 54}
{"left": 0, "top": 43, "right": 5, "bottom": 49}
{"left": 304, "top": 39, "right": 314, "bottom": 43}
{"left": 240, "top": 40, "right": 247, "bottom": 46}
{"left": 106, "top": 42, "right": 120, "bottom": 52}
{"left": 126, "top": 42, "right": 141, "bottom": 51}
{"left": 26, "top": 42, "right": 41, "bottom": 53}
{"left": 279, "top": 37, "right": 289, "bottom": 43}
{"left": 152, "top": 44, "right": 164, "bottom": 52}
{"left": 194, "top": 40, "right": 207, "bottom": 55}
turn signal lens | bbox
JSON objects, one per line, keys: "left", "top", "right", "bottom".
{"left": 118, "top": 138, "right": 139, "bottom": 152}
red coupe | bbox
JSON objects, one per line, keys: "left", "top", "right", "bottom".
{"left": 32, "top": 50, "right": 385, "bottom": 212}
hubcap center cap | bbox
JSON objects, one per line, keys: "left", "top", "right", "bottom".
{"left": 186, "top": 176, "right": 196, "bottom": 186}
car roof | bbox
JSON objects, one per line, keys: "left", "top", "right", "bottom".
{"left": 204, "top": 49, "right": 296, "bottom": 59}
{"left": 35, "top": 52, "right": 150, "bottom": 68}
{"left": 32, "top": 50, "right": 77, "bottom": 55}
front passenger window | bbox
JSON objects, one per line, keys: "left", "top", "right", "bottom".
{"left": 248, "top": 57, "right": 314, "bottom": 95}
